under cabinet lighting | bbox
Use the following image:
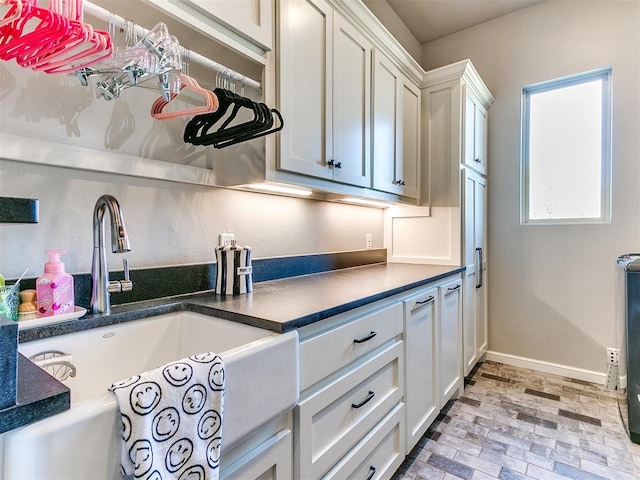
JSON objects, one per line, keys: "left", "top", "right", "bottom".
{"left": 339, "top": 198, "right": 393, "bottom": 209}
{"left": 246, "top": 183, "right": 314, "bottom": 197}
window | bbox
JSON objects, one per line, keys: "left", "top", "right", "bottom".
{"left": 521, "top": 68, "right": 612, "bottom": 224}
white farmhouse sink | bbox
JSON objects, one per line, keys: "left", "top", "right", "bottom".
{"left": 4, "top": 311, "right": 299, "bottom": 480}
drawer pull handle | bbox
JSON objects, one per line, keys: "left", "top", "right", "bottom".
{"left": 353, "top": 331, "right": 377, "bottom": 344}
{"left": 366, "top": 465, "right": 377, "bottom": 480}
{"left": 416, "top": 296, "right": 435, "bottom": 306}
{"left": 352, "top": 390, "right": 375, "bottom": 409}
{"left": 447, "top": 285, "right": 461, "bottom": 292}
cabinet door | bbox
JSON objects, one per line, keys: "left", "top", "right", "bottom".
{"left": 438, "top": 277, "right": 463, "bottom": 407}
{"left": 403, "top": 287, "right": 438, "bottom": 451}
{"left": 399, "top": 80, "right": 420, "bottom": 199}
{"left": 372, "top": 52, "right": 420, "bottom": 199}
{"left": 372, "top": 50, "right": 400, "bottom": 194}
{"left": 462, "top": 169, "right": 487, "bottom": 375}
{"left": 331, "top": 14, "right": 372, "bottom": 187}
{"left": 183, "top": 0, "right": 273, "bottom": 51}
{"left": 464, "top": 91, "right": 488, "bottom": 175}
{"left": 221, "top": 429, "right": 292, "bottom": 480}
{"left": 278, "top": 0, "right": 333, "bottom": 181}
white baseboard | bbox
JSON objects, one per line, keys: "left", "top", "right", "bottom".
{"left": 484, "top": 350, "right": 608, "bottom": 386}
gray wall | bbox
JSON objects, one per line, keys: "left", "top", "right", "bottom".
{"left": 361, "top": 0, "right": 422, "bottom": 62}
{"left": 422, "top": 0, "right": 640, "bottom": 372}
{"left": 0, "top": 159, "right": 384, "bottom": 279}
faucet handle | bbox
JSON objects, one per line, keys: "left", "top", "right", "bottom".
{"left": 107, "top": 259, "right": 133, "bottom": 293}
{"left": 121, "top": 258, "right": 133, "bottom": 292}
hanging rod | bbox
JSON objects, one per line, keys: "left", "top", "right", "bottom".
{"left": 82, "top": 1, "right": 262, "bottom": 92}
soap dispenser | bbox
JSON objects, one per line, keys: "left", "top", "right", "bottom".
{"left": 36, "top": 250, "right": 74, "bottom": 317}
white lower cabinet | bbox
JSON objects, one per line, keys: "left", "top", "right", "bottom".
{"left": 322, "top": 403, "right": 405, "bottom": 480}
{"left": 403, "top": 286, "right": 439, "bottom": 451}
{"left": 438, "top": 277, "right": 464, "bottom": 406}
{"left": 296, "top": 341, "right": 404, "bottom": 479}
{"left": 294, "top": 273, "right": 464, "bottom": 478}
{"left": 296, "top": 301, "right": 404, "bottom": 480}
{"left": 221, "top": 429, "right": 292, "bottom": 480}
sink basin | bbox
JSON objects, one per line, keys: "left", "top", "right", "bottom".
{"left": 3, "top": 311, "right": 299, "bottom": 480}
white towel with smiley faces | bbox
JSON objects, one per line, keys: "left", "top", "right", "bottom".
{"left": 109, "top": 353, "right": 225, "bottom": 480}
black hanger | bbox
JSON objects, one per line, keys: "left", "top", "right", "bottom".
{"left": 212, "top": 107, "right": 283, "bottom": 149}
{"left": 183, "top": 88, "right": 283, "bottom": 148}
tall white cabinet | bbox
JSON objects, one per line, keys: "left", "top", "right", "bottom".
{"left": 422, "top": 60, "right": 493, "bottom": 377}
{"left": 463, "top": 169, "right": 488, "bottom": 375}
{"left": 386, "top": 60, "right": 493, "bottom": 377}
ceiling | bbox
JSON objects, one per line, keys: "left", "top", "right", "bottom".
{"left": 366, "top": 0, "right": 543, "bottom": 44}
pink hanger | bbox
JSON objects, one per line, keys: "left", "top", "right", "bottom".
{"left": 0, "top": 1, "right": 73, "bottom": 61}
{"left": 22, "top": 0, "right": 112, "bottom": 73}
{"left": 151, "top": 73, "right": 219, "bottom": 120}
{"left": 0, "top": 0, "right": 24, "bottom": 29}
{"left": 15, "top": 2, "right": 89, "bottom": 68}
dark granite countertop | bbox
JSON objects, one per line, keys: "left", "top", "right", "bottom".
{"left": 20, "top": 262, "right": 465, "bottom": 341}
{"left": 7, "top": 262, "right": 463, "bottom": 435}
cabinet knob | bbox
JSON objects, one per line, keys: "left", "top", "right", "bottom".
{"left": 327, "top": 159, "right": 335, "bottom": 168}
{"left": 335, "top": 161, "right": 342, "bottom": 169}
{"left": 474, "top": 157, "right": 482, "bottom": 163}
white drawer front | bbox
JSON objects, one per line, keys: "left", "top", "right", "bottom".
{"left": 296, "top": 342, "right": 404, "bottom": 480}
{"left": 300, "top": 302, "right": 403, "bottom": 390}
{"left": 322, "top": 403, "right": 405, "bottom": 480}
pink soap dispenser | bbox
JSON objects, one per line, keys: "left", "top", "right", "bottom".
{"left": 36, "top": 250, "right": 75, "bottom": 318}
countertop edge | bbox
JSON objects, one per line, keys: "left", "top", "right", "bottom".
{"left": 0, "top": 354, "right": 70, "bottom": 435}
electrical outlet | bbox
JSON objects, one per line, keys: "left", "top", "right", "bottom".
{"left": 606, "top": 363, "right": 618, "bottom": 389}
{"left": 219, "top": 233, "right": 235, "bottom": 246}
{"left": 366, "top": 233, "right": 372, "bottom": 249}
{"left": 607, "top": 347, "right": 620, "bottom": 365}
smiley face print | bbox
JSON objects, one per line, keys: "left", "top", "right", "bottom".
{"left": 189, "top": 352, "right": 218, "bottom": 364}
{"left": 165, "top": 438, "right": 194, "bottom": 473}
{"left": 206, "top": 437, "right": 222, "bottom": 469}
{"left": 111, "top": 375, "right": 141, "bottom": 391}
{"left": 121, "top": 413, "right": 132, "bottom": 442}
{"left": 152, "top": 407, "right": 180, "bottom": 442}
{"left": 197, "top": 410, "right": 222, "bottom": 440}
{"left": 182, "top": 384, "right": 207, "bottom": 415}
{"left": 178, "top": 465, "right": 206, "bottom": 480}
{"left": 163, "top": 362, "right": 194, "bottom": 387}
{"left": 128, "top": 439, "right": 153, "bottom": 478}
{"left": 130, "top": 382, "right": 162, "bottom": 415}
{"left": 208, "top": 361, "right": 225, "bottom": 391}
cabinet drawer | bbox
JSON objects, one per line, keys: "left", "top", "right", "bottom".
{"left": 300, "top": 302, "right": 403, "bottom": 390}
{"left": 296, "top": 341, "right": 404, "bottom": 480}
{"left": 322, "top": 403, "right": 405, "bottom": 480}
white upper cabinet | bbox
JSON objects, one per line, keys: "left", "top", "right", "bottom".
{"left": 278, "top": 0, "right": 333, "bottom": 182}
{"left": 372, "top": 50, "right": 421, "bottom": 199}
{"left": 464, "top": 91, "right": 488, "bottom": 175}
{"left": 279, "top": 0, "right": 372, "bottom": 188}
{"left": 332, "top": 14, "right": 372, "bottom": 187}
{"left": 181, "top": 0, "right": 273, "bottom": 51}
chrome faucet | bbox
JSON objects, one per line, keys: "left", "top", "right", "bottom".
{"left": 91, "top": 195, "right": 132, "bottom": 314}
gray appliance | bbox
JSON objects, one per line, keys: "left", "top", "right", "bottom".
{"left": 617, "top": 254, "right": 640, "bottom": 443}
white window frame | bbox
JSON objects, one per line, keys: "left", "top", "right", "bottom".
{"left": 520, "top": 68, "right": 612, "bottom": 225}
